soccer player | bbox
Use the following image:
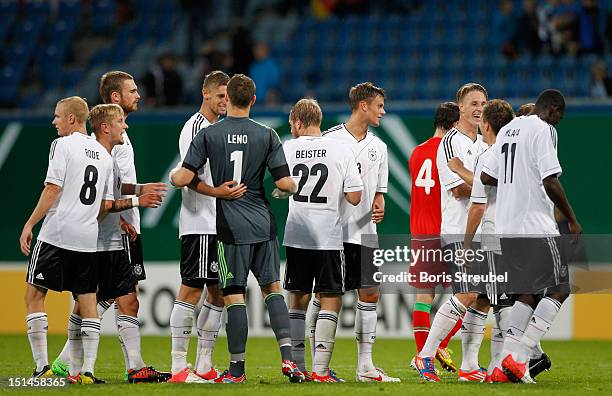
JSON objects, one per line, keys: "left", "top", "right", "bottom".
{"left": 170, "top": 74, "right": 303, "bottom": 383}
{"left": 408, "top": 102, "right": 462, "bottom": 373}
{"left": 19, "top": 97, "right": 114, "bottom": 382}
{"left": 168, "top": 71, "right": 240, "bottom": 383}
{"left": 281, "top": 98, "right": 363, "bottom": 382}
{"left": 516, "top": 102, "right": 535, "bottom": 116}
{"left": 323, "top": 82, "right": 399, "bottom": 382}
{"left": 460, "top": 99, "right": 515, "bottom": 382}
{"left": 481, "top": 89, "right": 580, "bottom": 383}
{"left": 413, "top": 83, "right": 489, "bottom": 382}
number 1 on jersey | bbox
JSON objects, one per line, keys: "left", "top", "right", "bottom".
{"left": 415, "top": 159, "right": 435, "bottom": 194}
{"left": 230, "top": 150, "right": 243, "bottom": 184}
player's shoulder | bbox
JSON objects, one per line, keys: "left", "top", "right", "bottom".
{"left": 322, "top": 123, "right": 345, "bottom": 137}
{"left": 247, "top": 117, "right": 275, "bottom": 134}
{"left": 367, "top": 130, "right": 387, "bottom": 149}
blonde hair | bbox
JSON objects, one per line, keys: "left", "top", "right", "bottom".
{"left": 57, "top": 96, "right": 89, "bottom": 124}
{"left": 290, "top": 98, "right": 322, "bottom": 128}
{"left": 456, "top": 83, "right": 488, "bottom": 103}
{"left": 89, "top": 104, "right": 124, "bottom": 133}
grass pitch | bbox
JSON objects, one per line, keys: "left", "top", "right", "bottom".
{"left": 1, "top": 335, "right": 611, "bottom": 395}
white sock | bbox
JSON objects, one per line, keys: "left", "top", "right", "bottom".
{"left": 81, "top": 318, "right": 100, "bottom": 375}
{"left": 196, "top": 300, "right": 223, "bottom": 374}
{"left": 306, "top": 298, "right": 321, "bottom": 366}
{"left": 489, "top": 306, "right": 510, "bottom": 373}
{"left": 289, "top": 308, "right": 307, "bottom": 372}
{"left": 68, "top": 314, "right": 83, "bottom": 377}
{"left": 114, "top": 304, "right": 130, "bottom": 371}
{"left": 501, "top": 301, "right": 534, "bottom": 361}
{"left": 58, "top": 313, "right": 81, "bottom": 364}
{"left": 117, "top": 315, "right": 145, "bottom": 370}
{"left": 460, "top": 307, "right": 488, "bottom": 372}
{"left": 26, "top": 312, "right": 48, "bottom": 371}
{"left": 313, "top": 310, "right": 338, "bottom": 375}
{"left": 355, "top": 300, "right": 377, "bottom": 373}
{"left": 530, "top": 342, "right": 545, "bottom": 359}
{"left": 170, "top": 300, "right": 195, "bottom": 373}
{"left": 521, "top": 297, "right": 562, "bottom": 363}
{"left": 419, "top": 296, "right": 466, "bottom": 358}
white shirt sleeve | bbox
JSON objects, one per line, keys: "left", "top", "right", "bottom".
{"left": 470, "top": 154, "right": 487, "bottom": 204}
{"left": 377, "top": 143, "right": 388, "bottom": 193}
{"left": 103, "top": 160, "right": 115, "bottom": 200}
{"left": 436, "top": 138, "right": 463, "bottom": 190}
{"left": 535, "top": 125, "right": 562, "bottom": 179}
{"left": 344, "top": 150, "right": 364, "bottom": 193}
{"left": 112, "top": 144, "right": 135, "bottom": 184}
{"left": 482, "top": 141, "right": 500, "bottom": 179}
{"left": 178, "top": 126, "right": 191, "bottom": 161}
{"left": 44, "top": 138, "right": 66, "bottom": 187}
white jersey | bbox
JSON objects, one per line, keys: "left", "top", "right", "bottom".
{"left": 178, "top": 112, "right": 215, "bottom": 237}
{"left": 323, "top": 124, "right": 388, "bottom": 248}
{"left": 111, "top": 132, "right": 140, "bottom": 233}
{"left": 38, "top": 133, "right": 114, "bottom": 252}
{"left": 437, "top": 127, "right": 487, "bottom": 245}
{"left": 470, "top": 148, "right": 500, "bottom": 252}
{"left": 283, "top": 136, "right": 363, "bottom": 250}
{"left": 483, "top": 115, "right": 561, "bottom": 236}
{"left": 97, "top": 160, "right": 123, "bottom": 252}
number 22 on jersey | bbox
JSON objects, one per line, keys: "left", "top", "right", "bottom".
{"left": 415, "top": 158, "right": 435, "bottom": 194}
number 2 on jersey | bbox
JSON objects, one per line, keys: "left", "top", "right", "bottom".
{"left": 415, "top": 159, "right": 435, "bottom": 194}
{"left": 230, "top": 150, "right": 243, "bottom": 184}
{"left": 293, "top": 163, "right": 328, "bottom": 203}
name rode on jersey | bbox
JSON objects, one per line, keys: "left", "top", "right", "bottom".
{"left": 322, "top": 124, "right": 388, "bottom": 248}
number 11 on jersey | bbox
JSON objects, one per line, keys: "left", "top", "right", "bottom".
{"left": 230, "top": 150, "right": 243, "bottom": 184}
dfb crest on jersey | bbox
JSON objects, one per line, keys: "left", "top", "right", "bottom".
{"left": 368, "top": 148, "right": 377, "bottom": 161}
{"left": 210, "top": 261, "right": 219, "bottom": 273}
{"left": 133, "top": 263, "right": 143, "bottom": 276}
{"left": 560, "top": 264, "right": 567, "bottom": 278}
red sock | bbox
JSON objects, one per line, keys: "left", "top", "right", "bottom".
{"left": 412, "top": 302, "right": 431, "bottom": 353}
{"left": 439, "top": 318, "right": 462, "bottom": 349}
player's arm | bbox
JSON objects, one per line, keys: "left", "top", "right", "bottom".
{"left": 275, "top": 176, "right": 297, "bottom": 194}
{"left": 344, "top": 152, "right": 363, "bottom": 206}
{"left": 122, "top": 182, "right": 168, "bottom": 196}
{"left": 172, "top": 131, "right": 208, "bottom": 188}
{"left": 543, "top": 176, "right": 581, "bottom": 235}
{"left": 447, "top": 157, "right": 473, "bottom": 187}
{"left": 19, "top": 183, "right": 62, "bottom": 255}
{"left": 188, "top": 176, "right": 247, "bottom": 200}
{"left": 372, "top": 144, "right": 389, "bottom": 223}
{"left": 267, "top": 129, "right": 296, "bottom": 193}
{"left": 480, "top": 171, "right": 497, "bottom": 186}
{"left": 463, "top": 203, "right": 485, "bottom": 249}
{"left": 437, "top": 140, "right": 470, "bottom": 199}
{"left": 372, "top": 192, "right": 385, "bottom": 223}
{"left": 345, "top": 191, "right": 362, "bottom": 206}
{"left": 450, "top": 183, "right": 472, "bottom": 199}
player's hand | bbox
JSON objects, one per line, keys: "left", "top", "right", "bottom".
{"left": 138, "top": 193, "right": 163, "bottom": 208}
{"left": 447, "top": 157, "right": 464, "bottom": 173}
{"left": 19, "top": 224, "right": 33, "bottom": 256}
{"left": 121, "top": 222, "right": 138, "bottom": 241}
{"left": 372, "top": 200, "right": 385, "bottom": 223}
{"left": 214, "top": 181, "right": 246, "bottom": 200}
{"left": 568, "top": 220, "right": 582, "bottom": 239}
{"left": 271, "top": 188, "right": 291, "bottom": 199}
{"left": 140, "top": 182, "right": 168, "bottom": 196}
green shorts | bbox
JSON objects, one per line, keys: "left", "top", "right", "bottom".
{"left": 217, "top": 238, "right": 280, "bottom": 291}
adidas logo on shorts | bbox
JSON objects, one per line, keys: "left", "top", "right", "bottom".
{"left": 35, "top": 273, "right": 45, "bottom": 280}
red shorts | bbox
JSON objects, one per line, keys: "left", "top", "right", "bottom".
{"left": 408, "top": 238, "right": 450, "bottom": 290}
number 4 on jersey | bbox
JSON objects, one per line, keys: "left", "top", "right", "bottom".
{"left": 415, "top": 159, "right": 435, "bottom": 194}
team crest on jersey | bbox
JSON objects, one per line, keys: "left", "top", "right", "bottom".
{"left": 368, "top": 148, "right": 377, "bottom": 161}
{"left": 133, "top": 264, "right": 143, "bottom": 276}
{"left": 210, "top": 261, "right": 219, "bottom": 273}
{"left": 560, "top": 265, "right": 567, "bottom": 278}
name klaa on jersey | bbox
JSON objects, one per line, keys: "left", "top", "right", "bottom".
{"left": 283, "top": 136, "right": 363, "bottom": 250}
{"left": 409, "top": 136, "right": 442, "bottom": 237}
{"left": 38, "top": 133, "right": 114, "bottom": 252}
{"left": 483, "top": 115, "right": 562, "bottom": 236}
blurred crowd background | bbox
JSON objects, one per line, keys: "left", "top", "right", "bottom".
{"left": 1, "top": 0, "right": 612, "bottom": 111}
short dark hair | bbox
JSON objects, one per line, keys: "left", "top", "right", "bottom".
{"left": 227, "top": 74, "right": 255, "bottom": 108}
{"left": 433, "top": 102, "right": 459, "bottom": 131}
{"left": 535, "top": 89, "right": 565, "bottom": 113}
{"left": 349, "top": 82, "right": 385, "bottom": 110}
{"left": 482, "top": 99, "right": 515, "bottom": 135}
{"left": 99, "top": 71, "right": 134, "bottom": 104}
{"left": 456, "top": 83, "right": 488, "bottom": 103}
{"left": 516, "top": 102, "right": 535, "bottom": 116}
{"left": 203, "top": 70, "right": 230, "bottom": 90}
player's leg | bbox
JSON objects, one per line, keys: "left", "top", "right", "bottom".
{"left": 306, "top": 295, "right": 321, "bottom": 365}
{"left": 310, "top": 249, "right": 345, "bottom": 383}
{"left": 256, "top": 239, "right": 304, "bottom": 383}
{"left": 169, "top": 234, "right": 205, "bottom": 379}
{"left": 77, "top": 293, "right": 104, "bottom": 384}
{"left": 194, "top": 282, "right": 224, "bottom": 380}
{"left": 25, "top": 284, "right": 51, "bottom": 377}
{"left": 489, "top": 304, "right": 512, "bottom": 382}
{"left": 459, "top": 295, "right": 489, "bottom": 382}
{"left": 284, "top": 246, "right": 316, "bottom": 376}
{"left": 413, "top": 293, "right": 435, "bottom": 353}
{"left": 194, "top": 235, "right": 224, "bottom": 380}
{"left": 215, "top": 241, "right": 250, "bottom": 383}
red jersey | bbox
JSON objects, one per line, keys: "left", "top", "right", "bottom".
{"left": 409, "top": 137, "right": 442, "bottom": 237}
